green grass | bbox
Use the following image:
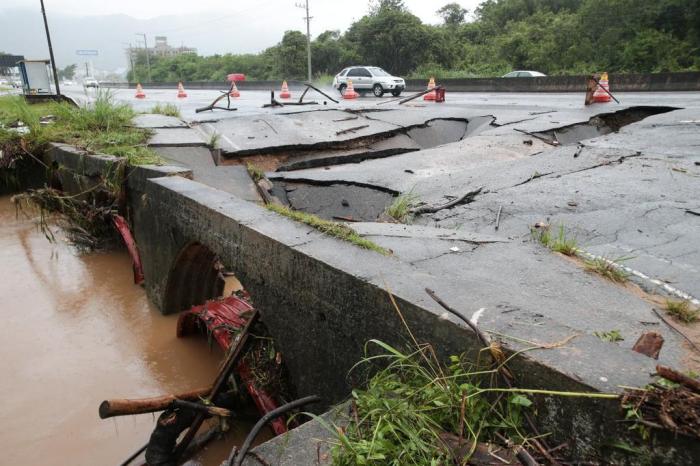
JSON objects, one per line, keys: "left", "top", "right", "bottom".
{"left": 313, "top": 73, "right": 334, "bottom": 86}
{"left": 532, "top": 224, "right": 577, "bottom": 256}
{"left": 266, "top": 204, "right": 389, "bottom": 255}
{"left": 322, "top": 340, "right": 531, "bottom": 466}
{"left": 246, "top": 162, "right": 265, "bottom": 182}
{"left": 385, "top": 191, "right": 419, "bottom": 223}
{"left": 146, "top": 103, "right": 181, "bottom": 118}
{"left": 594, "top": 330, "right": 624, "bottom": 342}
{"left": 584, "top": 256, "right": 630, "bottom": 283}
{"left": 0, "top": 92, "right": 161, "bottom": 166}
{"left": 208, "top": 131, "right": 220, "bottom": 148}
{"left": 664, "top": 300, "right": 699, "bottom": 323}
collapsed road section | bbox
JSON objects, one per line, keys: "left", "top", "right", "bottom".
{"left": 4, "top": 91, "right": 700, "bottom": 465}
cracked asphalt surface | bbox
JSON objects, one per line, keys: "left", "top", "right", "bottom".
{"left": 117, "top": 85, "right": 700, "bottom": 381}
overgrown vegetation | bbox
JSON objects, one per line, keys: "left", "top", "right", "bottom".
{"left": 12, "top": 185, "right": 121, "bottom": 250}
{"left": 147, "top": 103, "right": 181, "bottom": 118}
{"left": 584, "top": 256, "right": 630, "bottom": 283}
{"left": 0, "top": 93, "right": 162, "bottom": 167}
{"left": 325, "top": 340, "right": 532, "bottom": 465}
{"left": 385, "top": 191, "right": 418, "bottom": 223}
{"left": 128, "top": 0, "right": 700, "bottom": 83}
{"left": 266, "top": 204, "right": 389, "bottom": 255}
{"left": 664, "top": 300, "right": 699, "bottom": 323}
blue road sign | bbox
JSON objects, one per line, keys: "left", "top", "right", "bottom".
{"left": 76, "top": 50, "right": 99, "bottom": 56}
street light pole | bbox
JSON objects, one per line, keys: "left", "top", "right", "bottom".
{"left": 39, "top": 0, "right": 61, "bottom": 95}
{"left": 136, "top": 33, "right": 152, "bottom": 82}
{"left": 295, "top": 0, "right": 312, "bottom": 82}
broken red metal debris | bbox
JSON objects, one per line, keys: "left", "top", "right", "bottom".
{"left": 177, "top": 294, "right": 288, "bottom": 435}
{"left": 112, "top": 214, "right": 144, "bottom": 285}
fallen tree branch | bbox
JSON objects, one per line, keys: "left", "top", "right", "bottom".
{"left": 656, "top": 365, "right": 700, "bottom": 393}
{"left": 336, "top": 124, "right": 369, "bottom": 136}
{"left": 99, "top": 387, "right": 211, "bottom": 419}
{"left": 410, "top": 187, "right": 483, "bottom": 215}
{"left": 171, "top": 399, "right": 231, "bottom": 417}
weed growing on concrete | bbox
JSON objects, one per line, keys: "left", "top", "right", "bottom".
{"left": 531, "top": 224, "right": 577, "bottom": 256}
{"left": 385, "top": 191, "right": 419, "bottom": 223}
{"left": 147, "top": 103, "right": 181, "bottom": 118}
{"left": 594, "top": 329, "right": 624, "bottom": 342}
{"left": 664, "top": 300, "right": 698, "bottom": 323}
{"left": 208, "top": 131, "right": 220, "bottom": 148}
{"left": 266, "top": 204, "right": 389, "bottom": 255}
{"left": 246, "top": 162, "right": 265, "bottom": 183}
{"left": 550, "top": 224, "right": 578, "bottom": 256}
{"left": 584, "top": 256, "right": 629, "bottom": 283}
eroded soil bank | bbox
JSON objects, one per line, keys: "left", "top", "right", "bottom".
{"left": 0, "top": 195, "right": 258, "bottom": 465}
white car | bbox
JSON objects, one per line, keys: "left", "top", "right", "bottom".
{"left": 83, "top": 77, "right": 99, "bottom": 88}
{"left": 333, "top": 66, "right": 405, "bottom": 97}
{"left": 502, "top": 71, "right": 547, "bottom": 78}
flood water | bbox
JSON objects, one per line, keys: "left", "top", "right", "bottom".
{"left": 0, "top": 195, "right": 253, "bottom": 465}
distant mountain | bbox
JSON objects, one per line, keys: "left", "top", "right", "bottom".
{"left": 0, "top": 8, "right": 290, "bottom": 73}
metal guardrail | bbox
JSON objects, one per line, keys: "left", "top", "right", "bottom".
{"left": 100, "top": 71, "right": 700, "bottom": 93}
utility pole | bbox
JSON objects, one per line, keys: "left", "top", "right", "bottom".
{"left": 122, "top": 42, "right": 136, "bottom": 82}
{"left": 295, "top": 0, "right": 312, "bottom": 82}
{"left": 136, "top": 33, "right": 152, "bottom": 82}
{"left": 39, "top": 0, "right": 61, "bottom": 95}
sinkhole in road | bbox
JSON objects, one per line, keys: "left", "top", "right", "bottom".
{"left": 222, "top": 116, "right": 494, "bottom": 172}
{"left": 533, "top": 106, "right": 678, "bottom": 145}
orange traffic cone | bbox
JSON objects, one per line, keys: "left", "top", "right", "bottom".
{"left": 279, "top": 80, "right": 291, "bottom": 99}
{"left": 135, "top": 83, "right": 146, "bottom": 99}
{"left": 229, "top": 80, "right": 240, "bottom": 98}
{"left": 593, "top": 72, "right": 611, "bottom": 103}
{"left": 177, "top": 82, "right": 188, "bottom": 98}
{"left": 423, "top": 77, "right": 436, "bottom": 101}
{"left": 343, "top": 79, "right": 359, "bottom": 99}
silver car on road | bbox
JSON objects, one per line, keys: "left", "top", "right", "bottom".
{"left": 333, "top": 66, "right": 405, "bottom": 97}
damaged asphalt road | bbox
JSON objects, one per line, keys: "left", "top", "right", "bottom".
{"left": 140, "top": 93, "right": 700, "bottom": 385}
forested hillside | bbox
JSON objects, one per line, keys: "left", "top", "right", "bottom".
{"left": 128, "top": 0, "right": 700, "bottom": 82}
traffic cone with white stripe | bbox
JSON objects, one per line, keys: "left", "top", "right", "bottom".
{"left": 423, "top": 77, "right": 436, "bottom": 101}
{"left": 279, "top": 80, "right": 291, "bottom": 99}
{"left": 592, "top": 72, "right": 611, "bottom": 103}
{"left": 343, "top": 79, "right": 359, "bottom": 99}
{"left": 135, "top": 83, "right": 146, "bottom": 99}
{"left": 177, "top": 82, "right": 188, "bottom": 98}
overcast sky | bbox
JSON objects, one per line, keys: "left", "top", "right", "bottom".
{"left": 4, "top": 1, "right": 483, "bottom": 32}
{"left": 2, "top": 1, "right": 484, "bottom": 71}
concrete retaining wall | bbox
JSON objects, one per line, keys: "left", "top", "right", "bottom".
{"left": 33, "top": 143, "right": 700, "bottom": 464}
{"left": 101, "top": 71, "right": 700, "bottom": 93}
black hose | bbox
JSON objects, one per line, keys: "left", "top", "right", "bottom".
{"left": 229, "top": 395, "right": 321, "bottom": 466}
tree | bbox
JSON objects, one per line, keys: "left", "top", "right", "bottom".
{"left": 369, "top": 0, "right": 406, "bottom": 15}
{"left": 58, "top": 64, "right": 77, "bottom": 80}
{"left": 437, "top": 3, "right": 468, "bottom": 26}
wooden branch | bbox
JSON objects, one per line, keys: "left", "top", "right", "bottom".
{"left": 301, "top": 82, "right": 340, "bottom": 103}
{"left": 99, "top": 387, "right": 211, "bottom": 419}
{"left": 336, "top": 124, "right": 369, "bottom": 136}
{"left": 171, "top": 399, "right": 231, "bottom": 417}
{"left": 173, "top": 309, "right": 260, "bottom": 459}
{"left": 410, "top": 187, "right": 483, "bottom": 215}
{"left": 656, "top": 365, "right": 700, "bottom": 393}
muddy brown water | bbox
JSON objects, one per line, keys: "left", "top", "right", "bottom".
{"left": 0, "top": 195, "right": 265, "bottom": 465}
